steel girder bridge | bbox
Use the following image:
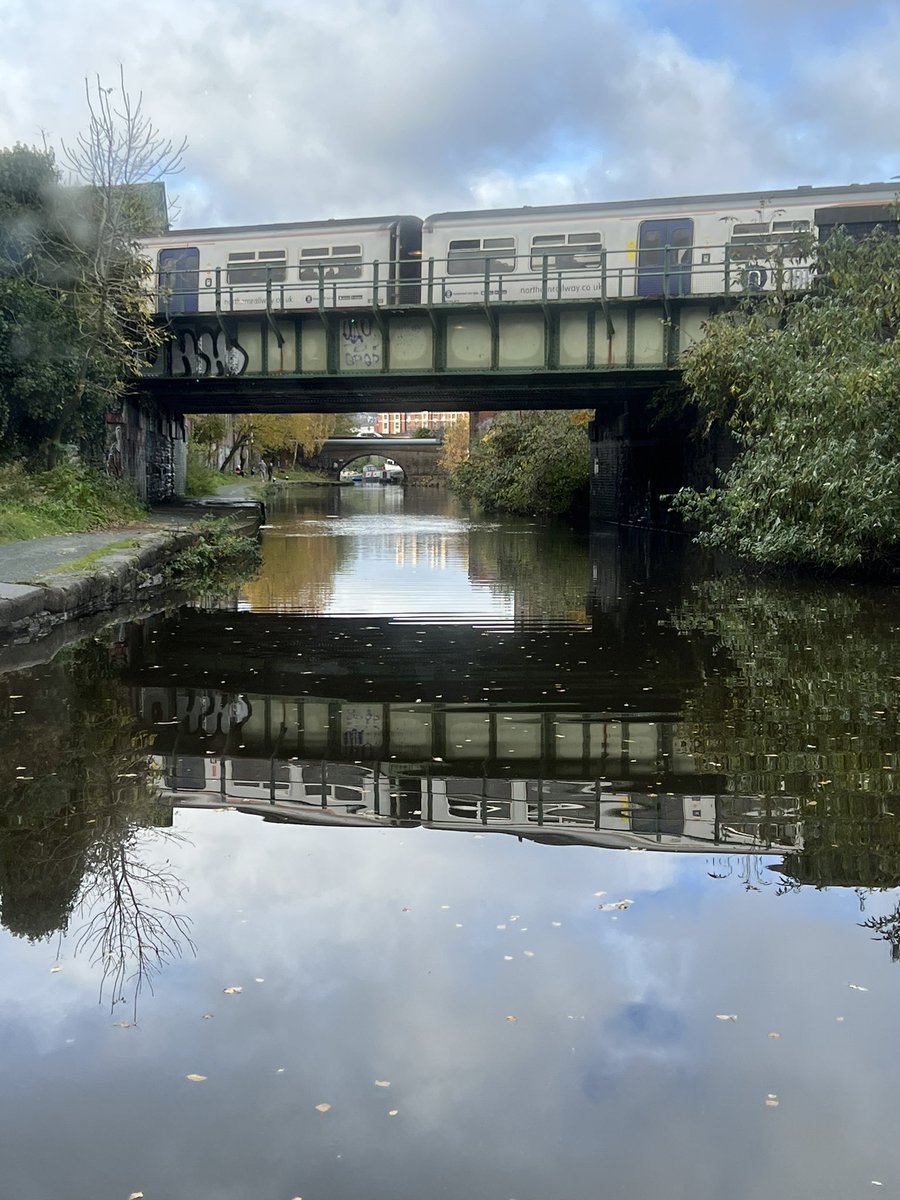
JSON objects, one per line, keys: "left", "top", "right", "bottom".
{"left": 138, "top": 260, "right": 744, "bottom": 413}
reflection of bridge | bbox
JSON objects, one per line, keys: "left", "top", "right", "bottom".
{"left": 125, "top": 608, "right": 699, "bottom": 709}
{"left": 137, "top": 688, "right": 703, "bottom": 783}
{"left": 305, "top": 436, "right": 444, "bottom": 480}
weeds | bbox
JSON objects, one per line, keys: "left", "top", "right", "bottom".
{"left": 0, "top": 462, "right": 146, "bottom": 543}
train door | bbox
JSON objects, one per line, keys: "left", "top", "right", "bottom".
{"left": 158, "top": 246, "right": 199, "bottom": 313}
{"left": 637, "top": 219, "right": 693, "bottom": 296}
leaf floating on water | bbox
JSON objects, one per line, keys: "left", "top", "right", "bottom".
{"left": 848, "top": 983, "right": 868, "bottom": 992}
{"left": 223, "top": 986, "right": 242, "bottom": 995}
{"left": 505, "top": 1015, "right": 518, "bottom": 1023}
{"left": 374, "top": 1080, "right": 391, "bottom": 1088}
{"left": 765, "top": 1094, "right": 779, "bottom": 1107}
{"left": 314, "top": 1103, "right": 331, "bottom": 1113}
{"left": 716, "top": 1014, "right": 738, "bottom": 1021}
{"left": 185, "top": 1074, "right": 207, "bottom": 1082}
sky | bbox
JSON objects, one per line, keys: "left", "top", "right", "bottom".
{"left": 0, "top": 0, "right": 898, "bottom": 229}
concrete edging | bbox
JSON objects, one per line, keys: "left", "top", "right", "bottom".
{"left": 0, "top": 527, "right": 207, "bottom": 648}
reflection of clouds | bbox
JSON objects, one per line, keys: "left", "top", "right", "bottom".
{"left": 0, "top": 811, "right": 899, "bottom": 1197}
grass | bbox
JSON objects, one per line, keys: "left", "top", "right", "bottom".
{"left": 0, "top": 463, "right": 147, "bottom": 544}
{"left": 55, "top": 538, "right": 142, "bottom": 573}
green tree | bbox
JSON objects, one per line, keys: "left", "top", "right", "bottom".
{"left": 671, "top": 228, "right": 900, "bottom": 572}
{"left": 451, "top": 410, "right": 590, "bottom": 517}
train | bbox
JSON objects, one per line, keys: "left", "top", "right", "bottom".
{"left": 139, "top": 181, "right": 898, "bottom": 314}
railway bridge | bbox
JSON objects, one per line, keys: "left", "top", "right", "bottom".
{"left": 137, "top": 280, "right": 728, "bottom": 522}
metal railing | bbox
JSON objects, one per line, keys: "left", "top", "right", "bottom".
{"left": 153, "top": 243, "right": 815, "bottom": 318}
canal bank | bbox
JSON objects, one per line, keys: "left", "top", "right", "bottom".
{"left": 0, "top": 486, "right": 263, "bottom": 651}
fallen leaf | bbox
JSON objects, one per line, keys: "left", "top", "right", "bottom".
{"left": 185, "top": 1073, "right": 207, "bottom": 1082}
{"left": 314, "top": 1103, "right": 331, "bottom": 1113}
{"left": 374, "top": 1080, "right": 391, "bottom": 1088}
{"left": 223, "top": 986, "right": 242, "bottom": 995}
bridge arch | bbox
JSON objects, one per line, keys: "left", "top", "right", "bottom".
{"left": 308, "top": 437, "right": 445, "bottom": 481}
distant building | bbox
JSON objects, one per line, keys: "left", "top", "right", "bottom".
{"left": 374, "top": 411, "right": 468, "bottom": 436}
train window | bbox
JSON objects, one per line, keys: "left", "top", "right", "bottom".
{"left": 226, "top": 249, "right": 287, "bottom": 285}
{"left": 448, "top": 236, "right": 516, "bottom": 274}
{"left": 530, "top": 231, "right": 603, "bottom": 270}
{"left": 729, "top": 219, "right": 811, "bottom": 261}
{"left": 299, "top": 243, "right": 363, "bottom": 280}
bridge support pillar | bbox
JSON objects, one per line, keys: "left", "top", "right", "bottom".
{"left": 110, "top": 397, "right": 186, "bottom": 503}
{"left": 589, "top": 400, "right": 630, "bottom": 525}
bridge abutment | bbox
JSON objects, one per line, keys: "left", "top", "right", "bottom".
{"left": 109, "top": 397, "right": 186, "bottom": 503}
{"left": 589, "top": 394, "right": 723, "bottom": 529}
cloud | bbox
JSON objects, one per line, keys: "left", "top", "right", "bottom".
{"left": 0, "top": 0, "right": 896, "bottom": 228}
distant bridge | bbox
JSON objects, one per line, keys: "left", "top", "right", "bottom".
{"left": 306, "top": 436, "right": 444, "bottom": 479}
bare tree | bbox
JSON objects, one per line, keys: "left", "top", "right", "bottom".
{"left": 76, "top": 829, "right": 195, "bottom": 1023}
{"left": 41, "top": 69, "right": 187, "bottom": 459}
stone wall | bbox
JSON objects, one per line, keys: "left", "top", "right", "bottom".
{"left": 109, "top": 398, "right": 186, "bottom": 502}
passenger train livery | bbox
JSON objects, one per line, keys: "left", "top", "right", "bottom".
{"left": 139, "top": 182, "right": 898, "bottom": 314}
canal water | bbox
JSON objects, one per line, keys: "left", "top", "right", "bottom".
{"left": 0, "top": 485, "right": 897, "bottom": 1200}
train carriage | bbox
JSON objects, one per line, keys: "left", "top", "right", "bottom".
{"left": 139, "top": 182, "right": 897, "bottom": 315}
{"left": 140, "top": 213, "right": 422, "bottom": 314}
{"left": 420, "top": 181, "right": 898, "bottom": 305}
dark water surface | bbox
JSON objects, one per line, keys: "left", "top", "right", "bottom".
{"left": 0, "top": 485, "right": 897, "bottom": 1200}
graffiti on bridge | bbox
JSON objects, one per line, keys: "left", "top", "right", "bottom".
{"left": 147, "top": 329, "right": 249, "bottom": 378}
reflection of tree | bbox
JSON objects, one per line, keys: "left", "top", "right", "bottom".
{"left": 468, "top": 520, "right": 588, "bottom": 623}
{"left": 77, "top": 833, "right": 194, "bottom": 1018}
{"left": 242, "top": 525, "right": 351, "bottom": 612}
{"left": 0, "top": 635, "right": 193, "bottom": 1012}
{"left": 671, "top": 577, "right": 900, "bottom": 956}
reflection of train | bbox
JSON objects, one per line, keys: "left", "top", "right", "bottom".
{"left": 140, "top": 182, "right": 897, "bottom": 313}
{"left": 158, "top": 754, "right": 802, "bottom": 853}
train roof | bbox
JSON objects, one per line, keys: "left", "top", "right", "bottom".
{"left": 142, "top": 214, "right": 422, "bottom": 240}
{"left": 424, "top": 182, "right": 898, "bottom": 225}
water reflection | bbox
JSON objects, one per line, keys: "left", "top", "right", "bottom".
{"left": 0, "top": 641, "right": 192, "bottom": 1014}
{"left": 0, "top": 489, "right": 898, "bottom": 1199}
